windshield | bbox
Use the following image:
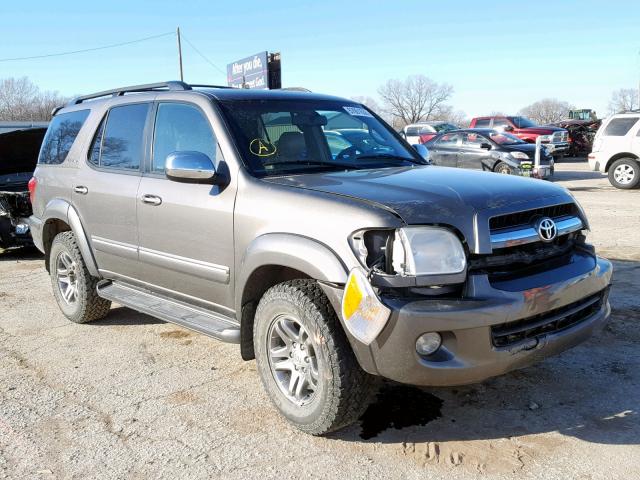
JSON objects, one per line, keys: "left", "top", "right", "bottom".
{"left": 488, "top": 131, "right": 526, "bottom": 145}
{"left": 508, "top": 116, "right": 537, "bottom": 128}
{"left": 219, "top": 100, "right": 420, "bottom": 176}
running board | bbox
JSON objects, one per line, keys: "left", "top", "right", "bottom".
{"left": 97, "top": 281, "right": 240, "bottom": 343}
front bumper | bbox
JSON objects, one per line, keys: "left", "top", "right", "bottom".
{"left": 545, "top": 142, "right": 570, "bottom": 155}
{"left": 327, "top": 252, "right": 612, "bottom": 386}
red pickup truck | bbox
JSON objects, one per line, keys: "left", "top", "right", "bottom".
{"left": 469, "top": 116, "right": 569, "bottom": 157}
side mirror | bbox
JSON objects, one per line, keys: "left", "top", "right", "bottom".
{"left": 503, "top": 125, "right": 514, "bottom": 132}
{"left": 480, "top": 143, "right": 492, "bottom": 150}
{"left": 412, "top": 144, "right": 431, "bottom": 163}
{"left": 165, "top": 151, "right": 216, "bottom": 183}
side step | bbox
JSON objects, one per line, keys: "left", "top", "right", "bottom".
{"left": 97, "top": 281, "right": 240, "bottom": 343}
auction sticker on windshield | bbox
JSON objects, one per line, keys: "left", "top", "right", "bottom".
{"left": 343, "top": 106, "right": 373, "bottom": 117}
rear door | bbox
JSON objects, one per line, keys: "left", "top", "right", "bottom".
{"left": 429, "top": 132, "right": 461, "bottom": 167}
{"left": 135, "top": 101, "right": 236, "bottom": 313}
{"left": 72, "top": 102, "right": 151, "bottom": 279}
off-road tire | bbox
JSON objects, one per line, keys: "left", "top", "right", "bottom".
{"left": 254, "top": 279, "right": 378, "bottom": 435}
{"left": 494, "top": 161, "right": 513, "bottom": 175}
{"left": 49, "top": 231, "right": 111, "bottom": 324}
{"left": 608, "top": 158, "right": 640, "bottom": 189}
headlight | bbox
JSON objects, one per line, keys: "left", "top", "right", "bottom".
{"left": 391, "top": 227, "right": 466, "bottom": 276}
{"left": 509, "top": 151, "right": 530, "bottom": 160}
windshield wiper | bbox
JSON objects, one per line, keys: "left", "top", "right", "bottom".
{"left": 261, "top": 160, "right": 361, "bottom": 170}
{"left": 355, "top": 153, "right": 424, "bottom": 165}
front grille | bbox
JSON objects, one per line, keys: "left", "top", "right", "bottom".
{"left": 491, "top": 290, "right": 606, "bottom": 348}
{"left": 489, "top": 203, "right": 578, "bottom": 231}
{"left": 551, "top": 131, "right": 569, "bottom": 143}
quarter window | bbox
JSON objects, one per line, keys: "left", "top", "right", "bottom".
{"left": 152, "top": 103, "right": 217, "bottom": 172}
{"left": 89, "top": 103, "right": 150, "bottom": 170}
{"left": 604, "top": 117, "right": 639, "bottom": 137}
{"left": 38, "top": 110, "right": 90, "bottom": 164}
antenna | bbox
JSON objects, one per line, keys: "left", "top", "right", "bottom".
{"left": 177, "top": 27, "right": 184, "bottom": 81}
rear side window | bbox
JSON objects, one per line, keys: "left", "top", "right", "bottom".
{"left": 152, "top": 103, "right": 217, "bottom": 172}
{"left": 603, "top": 117, "right": 639, "bottom": 136}
{"left": 38, "top": 110, "right": 90, "bottom": 164}
{"left": 474, "top": 118, "right": 491, "bottom": 128}
{"left": 89, "top": 103, "right": 150, "bottom": 170}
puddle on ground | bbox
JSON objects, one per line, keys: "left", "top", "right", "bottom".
{"left": 359, "top": 384, "right": 443, "bottom": 439}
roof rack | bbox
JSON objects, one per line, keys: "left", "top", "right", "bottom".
{"left": 189, "top": 84, "right": 234, "bottom": 89}
{"left": 66, "top": 81, "right": 192, "bottom": 106}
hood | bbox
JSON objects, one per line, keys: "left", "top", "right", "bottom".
{"left": 264, "top": 165, "right": 569, "bottom": 226}
{"left": 501, "top": 142, "right": 552, "bottom": 160}
{"left": 0, "top": 128, "right": 46, "bottom": 177}
{"left": 516, "top": 126, "right": 565, "bottom": 134}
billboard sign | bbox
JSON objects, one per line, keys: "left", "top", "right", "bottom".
{"left": 227, "top": 51, "right": 269, "bottom": 89}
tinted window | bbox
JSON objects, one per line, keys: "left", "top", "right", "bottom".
{"left": 474, "top": 118, "right": 490, "bottom": 128}
{"left": 604, "top": 117, "right": 639, "bottom": 137}
{"left": 38, "top": 110, "right": 90, "bottom": 164}
{"left": 492, "top": 118, "right": 510, "bottom": 128}
{"left": 93, "top": 103, "right": 149, "bottom": 170}
{"left": 152, "top": 103, "right": 216, "bottom": 172}
{"left": 508, "top": 116, "right": 537, "bottom": 128}
{"left": 461, "top": 132, "right": 485, "bottom": 148}
{"left": 88, "top": 118, "right": 105, "bottom": 166}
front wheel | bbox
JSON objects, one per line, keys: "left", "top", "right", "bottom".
{"left": 608, "top": 158, "right": 640, "bottom": 189}
{"left": 49, "top": 231, "right": 111, "bottom": 323}
{"left": 254, "top": 280, "right": 377, "bottom": 435}
{"left": 494, "top": 161, "right": 513, "bottom": 175}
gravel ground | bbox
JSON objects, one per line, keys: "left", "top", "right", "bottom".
{"left": 0, "top": 160, "right": 638, "bottom": 480}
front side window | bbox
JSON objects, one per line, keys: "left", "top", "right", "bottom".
{"left": 219, "top": 100, "right": 420, "bottom": 176}
{"left": 89, "top": 103, "right": 150, "bottom": 170}
{"left": 38, "top": 109, "right": 90, "bottom": 165}
{"left": 492, "top": 118, "right": 510, "bottom": 128}
{"left": 152, "top": 103, "right": 217, "bottom": 172}
{"left": 461, "top": 132, "right": 485, "bottom": 148}
{"left": 436, "top": 132, "right": 461, "bottom": 147}
{"left": 604, "top": 117, "right": 639, "bottom": 137}
{"left": 474, "top": 118, "right": 491, "bottom": 128}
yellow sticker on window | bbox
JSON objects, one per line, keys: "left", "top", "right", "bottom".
{"left": 250, "top": 138, "right": 277, "bottom": 157}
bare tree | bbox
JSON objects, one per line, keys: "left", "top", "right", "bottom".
{"left": 377, "top": 75, "right": 453, "bottom": 126}
{"left": 431, "top": 104, "right": 469, "bottom": 127}
{"left": 0, "top": 77, "right": 68, "bottom": 121}
{"left": 518, "top": 98, "right": 574, "bottom": 124}
{"left": 608, "top": 88, "right": 639, "bottom": 114}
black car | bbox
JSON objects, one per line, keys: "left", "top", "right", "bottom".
{"left": 425, "top": 128, "right": 554, "bottom": 179}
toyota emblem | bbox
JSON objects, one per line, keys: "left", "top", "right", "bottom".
{"left": 536, "top": 217, "right": 557, "bottom": 242}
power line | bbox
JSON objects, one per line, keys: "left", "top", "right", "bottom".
{"left": 0, "top": 31, "right": 175, "bottom": 62}
{"left": 180, "top": 33, "right": 227, "bottom": 77}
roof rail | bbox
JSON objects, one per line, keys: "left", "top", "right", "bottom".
{"left": 189, "top": 84, "right": 234, "bottom": 89}
{"left": 67, "top": 81, "right": 192, "bottom": 106}
{"left": 280, "top": 87, "right": 312, "bottom": 92}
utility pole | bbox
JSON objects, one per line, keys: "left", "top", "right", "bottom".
{"left": 176, "top": 27, "right": 184, "bottom": 82}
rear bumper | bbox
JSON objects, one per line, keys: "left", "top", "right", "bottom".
{"left": 328, "top": 252, "right": 612, "bottom": 386}
{"left": 28, "top": 215, "right": 45, "bottom": 252}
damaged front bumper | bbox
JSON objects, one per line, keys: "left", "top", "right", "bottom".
{"left": 0, "top": 189, "right": 33, "bottom": 249}
{"left": 323, "top": 251, "right": 612, "bottom": 387}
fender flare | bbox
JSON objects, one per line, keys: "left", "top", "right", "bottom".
{"left": 42, "top": 199, "right": 100, "bottom": 277}
{"left": 235, "top": 233, "right": 348, "bottom": 313}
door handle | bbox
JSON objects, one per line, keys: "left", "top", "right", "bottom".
{"left": 141, "top": 194, "right": 162, "bottom": 206}
{"left": 74, "top": 186, "right": 88, "bottom": 195}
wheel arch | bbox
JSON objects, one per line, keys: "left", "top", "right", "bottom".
{"left": 605, "top": 153, "right": 639, "bottom": 172}
{"left": 236, "top": 233, "right": 349, "bottom": 360}
{"left": 41, "top": 199, "right": 99, "bottom": 276}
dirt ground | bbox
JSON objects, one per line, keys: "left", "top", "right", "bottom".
{"left": 0, "top": 160, "right": 638, "bottom": 480}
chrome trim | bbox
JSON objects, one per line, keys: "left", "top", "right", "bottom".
{"left": 490, "top": 216, "right": 583, "bottom": 249}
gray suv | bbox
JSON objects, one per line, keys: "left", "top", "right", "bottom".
{"left": 30, "top": 81, "right": 612, "bottom": 435}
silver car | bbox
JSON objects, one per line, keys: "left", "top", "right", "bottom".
{"left": 29, "top": 81, "right": 612, "bottom": 435}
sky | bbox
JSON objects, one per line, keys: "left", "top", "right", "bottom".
{"left": 1, "top": 1, "right": 639, "bottom": 118}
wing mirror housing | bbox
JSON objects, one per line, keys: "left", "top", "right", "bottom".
{"left": 165, "top": 151, "right": 216, "bottom": 183}
{"left": 412, "top": 144, "right": 431, "bottom": 163}
{"left": 480, "top": 143, "right": 492, "bottom": 150}
{"left": 503, "top": 125, "right": 514, "bottom": 132}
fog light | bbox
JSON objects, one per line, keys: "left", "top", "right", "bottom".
{"left": 416, "top": 332, "right": 442, "bottom": 356}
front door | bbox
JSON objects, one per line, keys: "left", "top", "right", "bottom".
{"left": 430, "top": 132, "right": 461, "bottom": 167}
{"left": 458, "top": 132, "right": 488, "bottom": 170}
{"left": 136, "top": 102, "right": 236, "bottom": 314}
{"left": 73, "top": 102, "right": 151, "bottom": 279}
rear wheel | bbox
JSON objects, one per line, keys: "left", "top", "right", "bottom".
{"left": 608, "top": 158, "right": 640, "bottom": 189}
{"left": 494, "top": 161, "right": 513, "bottom": 175}
{"left": 254, "top": 279, "right": 377, "bottom": 435}
{"left": 49, "top": 231, "right": 111, "bottom": 323}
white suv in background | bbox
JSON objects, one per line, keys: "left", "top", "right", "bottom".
{"left": 589, "top": 112, "right": 640, "bottom": 189}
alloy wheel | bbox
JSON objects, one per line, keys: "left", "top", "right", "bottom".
{"left": 267, "top": 314, "right": 320, "bottom": 406}
{"left": 56, "top": 251, "right": 78, "bottom": 305}
{"left": 613, "top": 164, "right": 636, "bottom": 185}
